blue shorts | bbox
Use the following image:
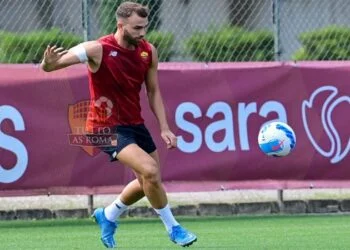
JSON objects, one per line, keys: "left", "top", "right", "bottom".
{"left": 87, "top": 124, "right": 157, "bottom": 162}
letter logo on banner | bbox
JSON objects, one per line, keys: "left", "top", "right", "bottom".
{"left": 176, "top": 101, "right": 287, "bottom": 153}
{"left": 0, "top": 105, "right": 28, "bottom": 183}
{"left": 176, "top": 101, "right": 235, "bottom": 153}
{"left": 302, "top": 85, "right": 350, "bottom": 164}
{"left": 176, "top": 102, "right": 203, "bottom": 153}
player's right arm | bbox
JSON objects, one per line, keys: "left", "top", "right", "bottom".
{"left": 40, "top": 41, "right": 102, "bottom": 72}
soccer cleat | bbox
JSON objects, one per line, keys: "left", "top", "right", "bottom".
{"left": 92, "top": 208, "right": 118, "bottom": 248}
{"left": 169, "top": 225, "right": 197, "bottom": 247}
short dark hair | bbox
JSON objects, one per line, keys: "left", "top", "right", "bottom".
{"left": 116, "top": 1, "right": 149, "bottom": 20}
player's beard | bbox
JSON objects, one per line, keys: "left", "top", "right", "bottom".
{"left": 123, "top": 30, "right": 141, "bottom": 47}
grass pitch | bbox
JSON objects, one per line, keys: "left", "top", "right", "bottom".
{"left": 0, "top": 214, "right": 349, "bottom": 249}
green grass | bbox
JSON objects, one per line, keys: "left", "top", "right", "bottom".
{"left": 0, "top": 215, "right": 350, "bottom": 249}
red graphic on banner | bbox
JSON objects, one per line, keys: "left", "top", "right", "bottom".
{"left": 68, "top": 100, "right": 100, "bottom": 156}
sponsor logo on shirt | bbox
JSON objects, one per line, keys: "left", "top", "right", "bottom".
{"left": 109, "top": 51, "right": 118, "bottom": 57}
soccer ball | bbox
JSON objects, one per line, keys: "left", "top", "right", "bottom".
{"left": 258, "top": 121, "right": 296, "bottom": 157}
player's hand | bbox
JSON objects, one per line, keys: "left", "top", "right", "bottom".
{"left": 43, "top": 45, "right": 68, "bottom": 65}
{"left": 161, "top": 129, "right": 177, "bottom": 149}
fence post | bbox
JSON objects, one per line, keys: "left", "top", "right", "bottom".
{"left": 277, "top": 189, "right": 284, "bottom": 212}
{"left": 88, "top": 194, "right": 94, "bottom": 215}
{"left": 273, "top": 0, "right": 281, "bottom": 61}
{"left": 82, "top": 0, "right": 92, "bottom": 41}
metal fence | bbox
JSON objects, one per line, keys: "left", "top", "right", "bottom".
{"left": 1, "top": 0, "right": 350, "bottom": 63}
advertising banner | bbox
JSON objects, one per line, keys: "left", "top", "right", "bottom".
{"left": 0, "top": 62, "right": 349, "bottom": 194}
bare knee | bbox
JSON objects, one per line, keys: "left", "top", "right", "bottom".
{"left": 141, "top": 161, "right": 160, "bottom": 185}
{"left": 136, "top": 175, "right": 143, "bottom": 187}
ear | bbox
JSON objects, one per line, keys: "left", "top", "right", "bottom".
{"left": 117, "top": 22, "right": 123, "bottom": 31}
{"left": 117, "top": 19, "right": 125, "bottom": 30}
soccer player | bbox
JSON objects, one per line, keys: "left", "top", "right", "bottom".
{"left": 40, "top": 1, "right": 197, "bottom": 249}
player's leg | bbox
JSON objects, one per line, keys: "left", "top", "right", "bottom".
{"left": 109, "top": 136, "right": 162, "bottom": 212}
{"left": 92, "top": 126, "right": 141, "bottom": 249}
{"left": 93, "top": 170, "right": 145, "bottom": 249}
{"left": 103, "top": 149, "right": 160, "bottom": 222}
{"left": 133, "top": 124, "right": 197, "bottom": 246}
{"left": 148, "top": 150, "right": 197, "bottom": 247}
{"left": 92, "top": 123, "right": 166, "bottom": 248}
{"left": 117, "top": 174, "right": 144, "bottom": 205}
{"left": 103, "top": 170, "right": 144, "bottom": 222}
{"left": 117, "top": 144, "right": 167, "bottom": 208}
{"left": 93, "top": 124, "right": 196, "bottom": 247}
{"left": 98, "top": 124, "right": 147, "bottom": 220}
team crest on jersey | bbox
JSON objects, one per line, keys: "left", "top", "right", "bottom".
{"left": 140, "top": 51, "right": 149, "bottom": 60}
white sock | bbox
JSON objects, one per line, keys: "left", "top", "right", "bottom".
{"left": 104, "top": 198, "right": 128, "bottom": 222}
{"left": 154, "top": 204, "right": 179, "bottom": 233}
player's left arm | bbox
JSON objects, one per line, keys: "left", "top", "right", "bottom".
{"left": 145, "top": 44, "right": 177, "bottom": 149}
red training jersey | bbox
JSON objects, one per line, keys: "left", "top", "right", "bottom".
{"left": 85, "top": 34, "right": 153, "bottom": 133}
